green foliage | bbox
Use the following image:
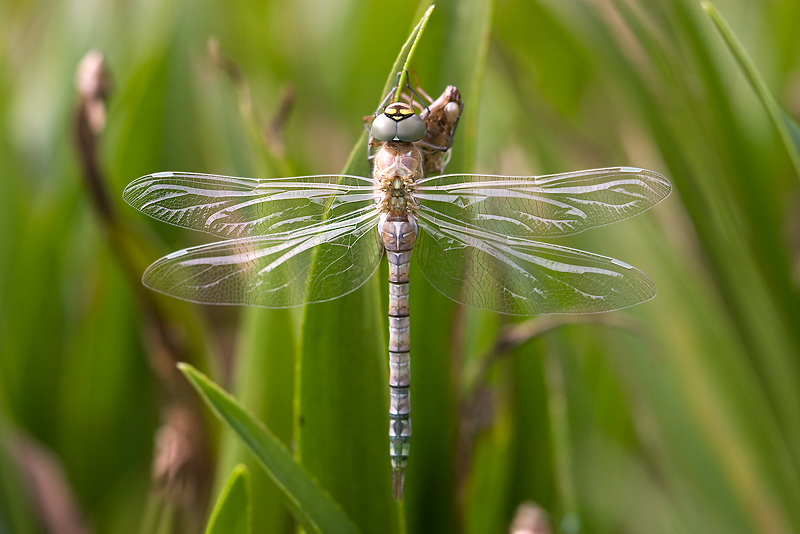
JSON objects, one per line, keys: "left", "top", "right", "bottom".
{"left": 180, "top": 365, "right": 358, "bottom": 534}
{"left": 206, "top": 465, "right": 251, "bottom": 534}
{"left": 2, "top": 0, "right": 800, "bottom": 533}
{"left": 295, "top": 15, "right": 433, "bottom": 530}
{"left": 702, "top": 1, "right": 800, "bottom": 177}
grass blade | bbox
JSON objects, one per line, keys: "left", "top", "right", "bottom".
{"left": 206, "top": 465, "right": 251, "bottom": 534}
{"left": 394, "top": 5, "right": 435, "bottom": 103}
{"left": 294, "top": 8, "right": 440, "bottom": 531}
{"left": 702, "top": 1, "right": 800, "bottom": 178}
{"left": 178, "top": 363, "right": 360, "bottom": 534}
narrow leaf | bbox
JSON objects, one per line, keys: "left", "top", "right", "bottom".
{"left": 178, "top": 363, "right": 360, "bottom": 534}
{"left": 394, "top": 5, "right": 436, "bottom": 102}
{"left": 703, "top": 1, "right": 800, "bottom": 178}
{"left": 206, "top": 465, "right": 251, "bottom": 534}
{"left": 294, "top": 8, "right": 442, "bottom": 532}
{"left": 340, "top": 4, "right": 437, "bottom": 177}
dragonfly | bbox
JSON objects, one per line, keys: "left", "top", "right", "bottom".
{"left": 123, "top": 77, "right": 671, "bottom": 499}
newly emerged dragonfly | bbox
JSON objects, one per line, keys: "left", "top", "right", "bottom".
{"left": 124, "top": 77, "right": 671, "bottom": 499}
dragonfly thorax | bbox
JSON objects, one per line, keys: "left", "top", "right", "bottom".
{"left": 374, "top": 142, "right": 423, "bottom": 217}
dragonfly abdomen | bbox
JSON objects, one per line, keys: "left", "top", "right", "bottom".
{"left": 380, "top": 215, "right": 417, "bottom": 500}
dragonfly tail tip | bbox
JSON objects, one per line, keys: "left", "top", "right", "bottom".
{"left": 392, "top": 467, "right": 405, "bottom": 500}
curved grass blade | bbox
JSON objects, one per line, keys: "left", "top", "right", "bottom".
{"left": 216, "top": 307, "right": 296, "bottom": 534}
{"left": 206, "top": 465, "right": 251, "bottom": 534}
{"left": 296, "top": 6, "right": 441, "bottom": 528}
{"left": 702, "top": 1, "right": 800, "bottom": 178}
{"left": 394, "top": 5, "right": 435, "bottom": 103}
{"left": 396, "top": 0, "right": 495, "bottom": 529}
{"left": 341, "top": 4, "right": 437, "bottom": 177}
{"left": 178, "top": 363, "right": 361, "bottom": 534}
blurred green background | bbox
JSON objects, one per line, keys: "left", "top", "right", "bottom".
{"left": 2, "top": 0, "right": 800, "bottom": 532}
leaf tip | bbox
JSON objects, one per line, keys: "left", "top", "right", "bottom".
{"left": 701, "top": 2, "right": 719, "bottom": 19}
{"left": 177, "top": 362, "right": 204, "bottom": 388}
{"left": 177, "top": 361, "right": 196, "bottom": 379}
{"left": 230, "top": 463, "right": 250, "bottom": 481}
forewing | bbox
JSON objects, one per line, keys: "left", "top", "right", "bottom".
{"left": 142, "top": 208, "right": 382, "bottom": 308}
{"left": 415, "top": 167, "right": 670, "bottom": 238}
{"left": 123, "top": 172, "right": 377, "bottom": 238}
{"left": 415, "top": 212, "right": 655, "bottom": 315}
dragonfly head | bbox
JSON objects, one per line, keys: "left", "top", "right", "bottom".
{"left": 371, "top": 102, "right": 427, "bottom": 143}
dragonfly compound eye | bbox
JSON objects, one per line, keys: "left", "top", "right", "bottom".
{"left": 372, "top": 102, "right": 427, "bottom": 142}
{"left": 396, "top": 114, "right": 427, "bottom": 142}
{"left": 371, "top": 113, "right": 397, "bottom": 141}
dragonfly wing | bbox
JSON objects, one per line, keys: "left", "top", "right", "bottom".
{"left": 415, "top": 211, "right": 655, "bottom": 315}
{"left": 123, "top": 172, "right": 377, "bottom": 239}
{"left": 143, "top": 210, "right": 383, "bottom": 307}
{"left": 415, "top": 167, "right": 670, "bottom": 238}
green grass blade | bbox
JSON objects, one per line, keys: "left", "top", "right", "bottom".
{"left": 341, "top": 4, "right": 437, "bottom": 177}
{"left": 702, "top": 1, "right": 800, "bottom": 178}
{"left": 178, "top": 363, "right": 360, "bottom": 534}
{"left": 294, "top": 8, "right": 443, "bottom": 532}
{"left": 206, "top": 465, "right": 251, "bottom": 534}
{"left": 216, "top": 308, "right": 296, "bottom": 534}
{"left": 394, "top": 5, "right": 435, "bottom": 102}
{"left": 400, "top": 0, "right": 495, "bottom": 530}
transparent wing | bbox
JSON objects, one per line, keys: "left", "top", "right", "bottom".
{"left": 415, "top": 167, "right": 671, "bottom": 238}
{"left": 123, "top": 172, "right": 377, "bottom": 239}
{"left": 415, "top": 211, "right": 655, "bottom": 315}
{"left": 142, "top": 207, "right": 382, "bottom": 307}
